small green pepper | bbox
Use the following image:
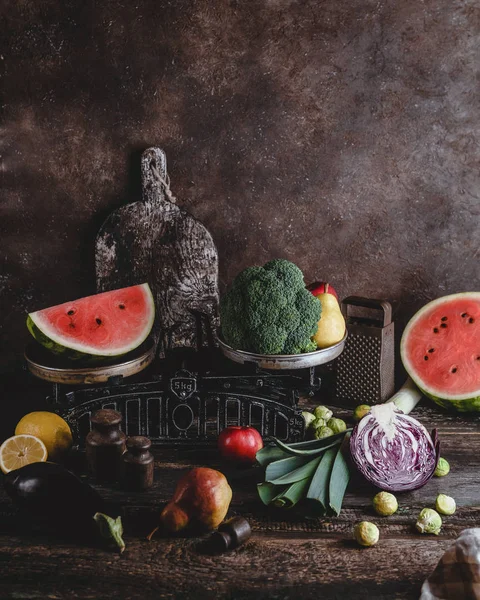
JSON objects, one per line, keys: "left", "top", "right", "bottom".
{"left": 372, "top": 492, "right": 398, "bottom": 516}
{"left": 435, "top": 494, "right": 456, "bottom": 516}
{"left": 416, "top": 508, "right": 442, "bottom": 535}
{"left": 354, "top": 521, "right": 379, "bottom": 547}
{"left": 434, "top": 458, "right": 450, "bottom": 477}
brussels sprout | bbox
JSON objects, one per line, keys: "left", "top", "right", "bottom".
{"left": 302, "top": 411, "right": 316, "bottom": 429}
{"left": 434, "top": 458, "right": 450, "bottom": 477}
{"left": 312, "top": 417, "right": 326, "bottom": 430}
{"left": 313, "top": 406, "right": 333, "bottom": 421}
{"left": 416, "top": 508, "right": 442, "bottom": 535}
{"left": 314, "top": 426, "right": 334, "bottom": 440}
{"left": 354, "top": 521, "right": 379, "bottom": 547}
{"left": 327, "top": 417, "right": 347, "bottom": 435}
{"left": 353, "top": 405, "right": 371, "bottom": 421}
{"left": 435, "top": 494, "right": 456, "bottom": 516}
{"left": 372, "top": 492, "right": 398, "bottom": 516}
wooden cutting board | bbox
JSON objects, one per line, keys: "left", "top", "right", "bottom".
{"left": 95, "top": 147, "right": 219, "bottom": 354}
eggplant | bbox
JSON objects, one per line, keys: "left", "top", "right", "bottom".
{"left": 3, "top": 462, "right": 125, "bottom": 552}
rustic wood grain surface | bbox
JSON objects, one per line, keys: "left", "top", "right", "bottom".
{"left": 0, "top": 402, "right": 478, "bottom": 600}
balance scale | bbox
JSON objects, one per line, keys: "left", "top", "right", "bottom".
{"left": 24, "top": 335, "right": 346, "bottom": 448}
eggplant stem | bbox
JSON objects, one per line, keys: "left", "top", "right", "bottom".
{"left": 146, "top": 525, "right": 160, "bottom": 541}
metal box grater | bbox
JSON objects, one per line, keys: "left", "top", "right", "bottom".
{"left": 334, "top": 296, "right": 395, "bottom": 405}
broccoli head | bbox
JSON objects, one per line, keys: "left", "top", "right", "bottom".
{"left": 219, "top": 259, "right": 321, "bottom": 354}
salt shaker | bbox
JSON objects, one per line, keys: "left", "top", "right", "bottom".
{"left": 122, "top": 436, "right": 154, "bottom": 491}
{"left": 86, "top": 409, "right": 126, "bottom": 483}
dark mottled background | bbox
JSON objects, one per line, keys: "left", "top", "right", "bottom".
{"left": 1, "top": 0, "right": 479, "bottom": 395}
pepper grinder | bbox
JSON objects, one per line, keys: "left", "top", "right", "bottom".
{"left": 122, "top": 436, "right": 154, "bottom": 491}
{"left": 86, "top": 409, "right": 126, "bottom": 483}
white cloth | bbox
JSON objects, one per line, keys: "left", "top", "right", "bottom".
{"left": 420, "top": 528, "right": 480, "bottom": 600}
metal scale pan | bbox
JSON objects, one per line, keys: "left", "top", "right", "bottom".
{"left": 217, "top": 333, "right": 347, "bottom": 370}
{"left": 24, "top": 337, "right": 157, "bottom": 386}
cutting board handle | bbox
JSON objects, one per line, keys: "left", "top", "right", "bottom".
{"left": 141, "top": 147, "right": 174, "bottom": 205}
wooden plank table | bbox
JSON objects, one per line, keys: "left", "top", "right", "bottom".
{"left": 0, "top": 401, "right": 478, "bottom": 599}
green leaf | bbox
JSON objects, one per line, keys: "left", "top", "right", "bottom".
{"left": 288, "top": 437, "right": 339, "bottom": 448}
{"left": 257, "top": 482, "right": 285, "bottom": 506}
{"left": 265, "top": 455, "right": 311, "bottom": 481}
{"left": 328, "top": 436, "right": 351, "bottom": 516}
{"left": 273, "top": 432, "right": 348, "bottom": 457}
{"left": 256, "top": 445, "right": 290, "bottom": 468}
{"left": 306, "top": 447, "right": 337, "bottom": 511}
{"left": 268, "top": 456, "right": 322, "bottom": 485}
{"left": 272, "top": 477, "right": 311, "bottom": 509}
{"left": 256, "top": 435, "right": 342, "bottom": 467}
{"left": 93, "top": 513, "right": 125, "bottom": 553}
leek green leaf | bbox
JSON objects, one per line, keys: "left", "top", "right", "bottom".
{"left": 273, "top": 432, "right": 348, "bottom": 457}
{"left": 257, "top": 482, "right": 286, "bottom": 505}
{"left": 306, "top": 447, "right": 337, "bottom": 511}
{"left": 265, "top": 455, "right": 311, "bottom": 481}
{"left": 272, "top": 477, "right": 311, "bottom": 509}
{"left": 257, "top": 430, "right": 354, "bottom": 467}
{"left": 288, "top": 437, "right": 338, "bottom": 448}
{"left": 329, "top": 436, "right": 351, "bottom": 516}
{"left": 256, "top": 445, "right": 290, "bottom": 467}
{"left": 268, "top": 456, "right": 322, "bottom": 485}
{"left": 256, "top": 434, "right": 349, "bottom": 467}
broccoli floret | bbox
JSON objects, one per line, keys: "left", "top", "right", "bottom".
{"left": 264, "top": 259, "right": 305, "bottom": 294}
{"left": 295, "top": 288, "right": 323, "bottom": 337}
{"left": 220, "top": 259, "right": 321, "bottom": 355}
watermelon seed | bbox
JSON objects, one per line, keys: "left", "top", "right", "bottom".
{"left": 428, "top": 348, "right": 435, "bottom": 353}
{"left": 424, "top": 356, "right": 429, "bottom": 361}
{"left": 462, "top": 313, "right": 468, "bottom": 318}
{"left": 119, "top": 304, "right": 125, "bottom": 310}
{"left": 469, "top": 317, "right": 475, "bottom": 324}
{"left": 441, "top": 316, "right": 448, "bottom": 321}
{"left": 440, "top": 323, "right": 447, "bottom": 329}
{"left": 96, "top": 318, "right": 102, "bottom": 325}
{"left": 451, "top": 367, "right": 458, "bottom": 373}
{"left": 433, "top": 328, "right": 439, "bottom": 333}
{"left": 67, "top": 309, "right": 75, "bottom": 316}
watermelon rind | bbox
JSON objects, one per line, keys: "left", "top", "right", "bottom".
{"left": 27, "top": 316, "right": 94, "bottom": 361}
{"left": 400, "top": 292, "right": 480, "bottom": 413}
{"left": 27, "top": 283, "right": 155, "bottom": 360}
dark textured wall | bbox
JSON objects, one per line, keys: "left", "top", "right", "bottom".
{"left": 1, "top": 0, "right": 479, "bottom": 378}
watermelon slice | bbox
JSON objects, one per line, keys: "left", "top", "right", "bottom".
{"left": 27, "top": 283, "right": 155, "bottom": 360}
{"left": 400, "top": 292, "right": 480, "bottom": 412}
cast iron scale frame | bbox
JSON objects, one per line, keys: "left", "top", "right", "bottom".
{"left": 25, "top": 336, "right": 346, "bottom": 449}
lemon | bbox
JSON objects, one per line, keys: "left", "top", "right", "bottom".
{"left": 0, "top": 434, "right": 48, "bottom": 474}
{"left": 15, "top": 411, "right": 73, "bottom": 461}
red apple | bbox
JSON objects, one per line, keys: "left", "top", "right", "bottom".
{"left": 218, "top": 426, "right": 263, "bottom": 465}
{"left": 307, "top": 281, "right": 338, "bottom": 300}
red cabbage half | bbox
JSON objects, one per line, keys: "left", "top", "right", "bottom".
{"left": 349, "top": 403, "right": 440, "bottom": 492}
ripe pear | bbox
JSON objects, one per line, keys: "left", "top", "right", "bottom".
{"left": 147, "top": 467, "right": 232, "bottom": 539}
{"left": 313, "top": 286, "right": 346, "bottom": 348}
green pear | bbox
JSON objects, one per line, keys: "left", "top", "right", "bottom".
{"left": 313, "top": 291, "right": 346, "bottom": 348}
